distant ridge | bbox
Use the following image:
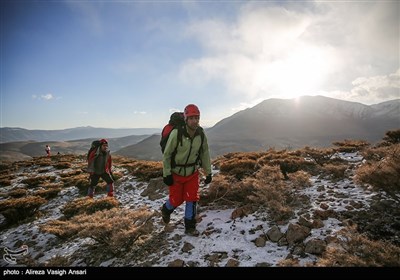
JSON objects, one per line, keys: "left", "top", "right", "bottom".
{"left": 1, "top": 96, "right": 399, "bottom": 162}
{"left": 0, "top": 126, "right": 161, "bottom": 143}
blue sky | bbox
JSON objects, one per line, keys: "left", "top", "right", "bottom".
{"left": 1, "top": 0, "right": 399, "bottom": 130}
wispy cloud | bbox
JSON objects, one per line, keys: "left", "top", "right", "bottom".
{"left": 32, "top": 94, "right": 55, "bottom": 101}
{"left": 133, "top": 111, "right": 147, "bottom": 115}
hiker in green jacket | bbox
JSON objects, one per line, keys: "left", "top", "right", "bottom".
{"left": 161, "top": 104, "right": 212, "bottom": 236}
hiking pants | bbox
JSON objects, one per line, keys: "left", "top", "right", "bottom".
{"left": 168, "top": 171, "right": 199, "bottom": 208}
{"left": 89, "top": 172, "right": 114, "bottom": 187}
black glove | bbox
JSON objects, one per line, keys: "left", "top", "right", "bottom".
{"left": 163, "top": 175, "right": 173, "bottom": 186}
{"left": 204, "top": 174, "right": 212, "bottom": 184}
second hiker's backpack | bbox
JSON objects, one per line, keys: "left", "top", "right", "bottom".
{"left": 160, "top": 112, "right": 185, "bottom": 153}
{"left": 87, "top": 140, "right": 101, "bottom": 160}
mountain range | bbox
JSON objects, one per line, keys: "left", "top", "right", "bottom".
{"left": 1, "top": 95, "right": 399, "bottom": 162}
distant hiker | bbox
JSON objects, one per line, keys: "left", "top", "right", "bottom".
{"left": 86, "top": 139, "right": 114, "bottom": 198}
{"left": 161, "top": 104, "right": 212, "bottom": 236}
{"left": 45, "top": 145, "right": 51, "bottom": 157}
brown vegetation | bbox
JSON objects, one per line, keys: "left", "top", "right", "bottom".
{"left": 356, "top": 143, "right": 400, "bottom": 195}
{"left": 40, "top": 207, "right": 156, "bottom": 255}
{"left": 316, "top": 226, "right": 400, "bottom": 266}
{"left": 118, "top": 158, "right": 162, "bottom": 181}
{"left": 0, "top": 196, "right": 47, "bottom": 225}
{"left": 62, "top": 197, "right": 119, "bottom": 219}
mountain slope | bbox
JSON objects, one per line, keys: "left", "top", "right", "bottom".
{"left": 206, "top": 96, "right": 399, "bottom": 156}
{"left": 114, "top": 134, "right": 162, "bottom": 161}
{"left": 0, "top": 135, "right": 150, "bottom": 163}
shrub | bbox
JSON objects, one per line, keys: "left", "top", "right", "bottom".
{"left": 379, "top": 129, "right": 400, "bottom": 146}
{"left": 34, "top": 188, "right": 62, "bottom": 199}
{"left": 41, "top": 207, "right": 156, "bottom": 254}
{"left": 121, "top": 160, "right": 162, "bottom": 181}
{"left": 332, "top": 139, "right": 370, "bottom": 153}
{"left": 62, "top": 197, "right": 119, "bottom": 219}
{"left": 321, "top": 163, "right": 348, "bottom": 180}
{"left": 288, "top": 171, "right": 312, "bottom": 189}
{"left": 316, "top": 227, "right": 400, "bottom": 266}
{"left": 2, "top": 188, "right": 27, "bottom": 198}
{"left": 200, "top": 174, "right": 248, "bottom": 207}
{"left": 0, "top": 196, "right": 47, "bottom": 224}
{"left": 355, "top": 144, "right": 400, "bottom": 194}
{"left": 219, "top": 158, "right": 257, "bottom": 179}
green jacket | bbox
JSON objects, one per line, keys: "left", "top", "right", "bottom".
{"left": 163, "top": 126, "right": 212, "bottom": 177}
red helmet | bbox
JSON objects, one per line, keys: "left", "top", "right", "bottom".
{"left": 184, "top": 104, "right": 200, "bottom": 119}
{"left": 100, "top": 139, "right": 108, "bottom": 144}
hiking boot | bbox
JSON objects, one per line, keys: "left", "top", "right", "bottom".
{"left": 107, "top": 191, "right": 114, "bottom": 197}
{"left": 184, "top": 228, "right": 200, "bottom": 237}
{"left": 161, "top": 204, "right": 173, "bottom": 224}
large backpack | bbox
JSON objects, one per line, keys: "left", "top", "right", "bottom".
{"left": 160, "top": 112, "right": 186, "bottom": 153}
{"left": 160, "top": 112, "right": 205, "bottom": 168}
{"left": 87, "top": 140, "right": 101, "bottom": 160}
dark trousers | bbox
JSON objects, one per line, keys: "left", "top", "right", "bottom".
{"left": 90, "top": 173, "right": 113, "bottom": 187}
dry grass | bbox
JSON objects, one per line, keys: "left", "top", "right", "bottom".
{"left": 1, "top": 188, "right": 27, "bottom": 198}
{"left": 379, "top": 129, "right": 400, "bottom": 146}
{"left": 202, "top": 165, "right": 298, "bottom": 222}
{"left": 60, "top": 173, "right": 90, "bottom": 194}
{"left": 62, "top": 197, "right": 119, "bottom": 219}
{"left": 34, "top": 187, "right": 62, "bottom": 199}
{"left": 316, "top": 227, "right": 400, "bottom": 266}
{"left": 321, "top": 163, "right": 348, "bottom": 180}
{"left": 247, "top": 165, "right": 294, "bottom": 222}
{"left": 300, "top": 147, "right": 336, "bottom": 166}
{"left": 200, "top": 174, "right": 247, "bottom": 207}
{"left": 21, "top": 175, "right": 57, "bottom": 188}
{"left": 41, "top": 207, "right": 156, "bottom": 255}
{"left": 332, "top": 139, "right": 370, "bottom": 153}
{"left": 120, "top": 159, "right": 162, "bottom": 181}
{"left": 219, "top": 158, "right": 257, "bottom": 179}
{"left": 287, "top": 170, "right": 312, "bottom": 189}
{"left": 0, "top": 196, "right": 47, "bottom": 225}
{"left": 355, "top": 144, "right": 400, "bottom": 195}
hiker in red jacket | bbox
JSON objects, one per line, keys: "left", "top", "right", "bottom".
{"left": 86, "top": 139, "right": 114, "bottom": 198}
{"left": 45, "top": 145, "right": 51, "bottom": 157}
{"left": 161, "top": 104, "right": 212, "bottom": 236}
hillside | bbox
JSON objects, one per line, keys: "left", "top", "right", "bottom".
{"left": 105, "top": 96, "right": 400, "bottom": 161}
{"left": 0, "top": 134, "right": 399, "bottom": 268}
{"left": 0, "top": 135, "right": 150, "bottom": 163}
{"left": 207, "top": 96, "right": 399, "bottom": 156}
{"left": 1, "top": 96, "right": 398, "bottom": 162}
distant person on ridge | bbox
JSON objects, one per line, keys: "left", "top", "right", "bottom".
{"left": 161, "top": 104, "right": 212, "bottom": 236}
{"left": 45, "top": 145, "right": 51, "bottom": 157}
{"left": 86, "top": 139, "right": 114, "bottom": 198}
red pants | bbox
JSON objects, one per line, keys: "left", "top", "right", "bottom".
{"left": 169, "top": 171, "right": 199, "bottom": 208}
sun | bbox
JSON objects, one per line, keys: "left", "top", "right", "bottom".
{"left": 253, "top": 44, "right": 335, "bottom": 99}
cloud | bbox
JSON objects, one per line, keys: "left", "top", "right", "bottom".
{"left": 32, "top": 94, "right": 54, "bottom": 101}
{"left": 321, "top": 69, "right": 400, "bottom": 104}
{"left": 180, "top": 2, "right": 399, "bottom": 103}
{"left": 133, "top": 111, "right": 147, "bottom": 115}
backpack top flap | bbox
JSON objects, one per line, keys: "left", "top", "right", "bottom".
{"left": 160, "top": 112, "right": 185, "bottom": 153}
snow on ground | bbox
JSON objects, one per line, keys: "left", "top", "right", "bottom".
{"left": 0, "top": 152, "right": 394, "bottom": 267}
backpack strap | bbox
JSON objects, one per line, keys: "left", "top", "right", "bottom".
{"left": 196, "top": 127, "right": 205, "bottom": 165}
{"left": 171, "top": 125, "right": 184, "bottom": 169}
